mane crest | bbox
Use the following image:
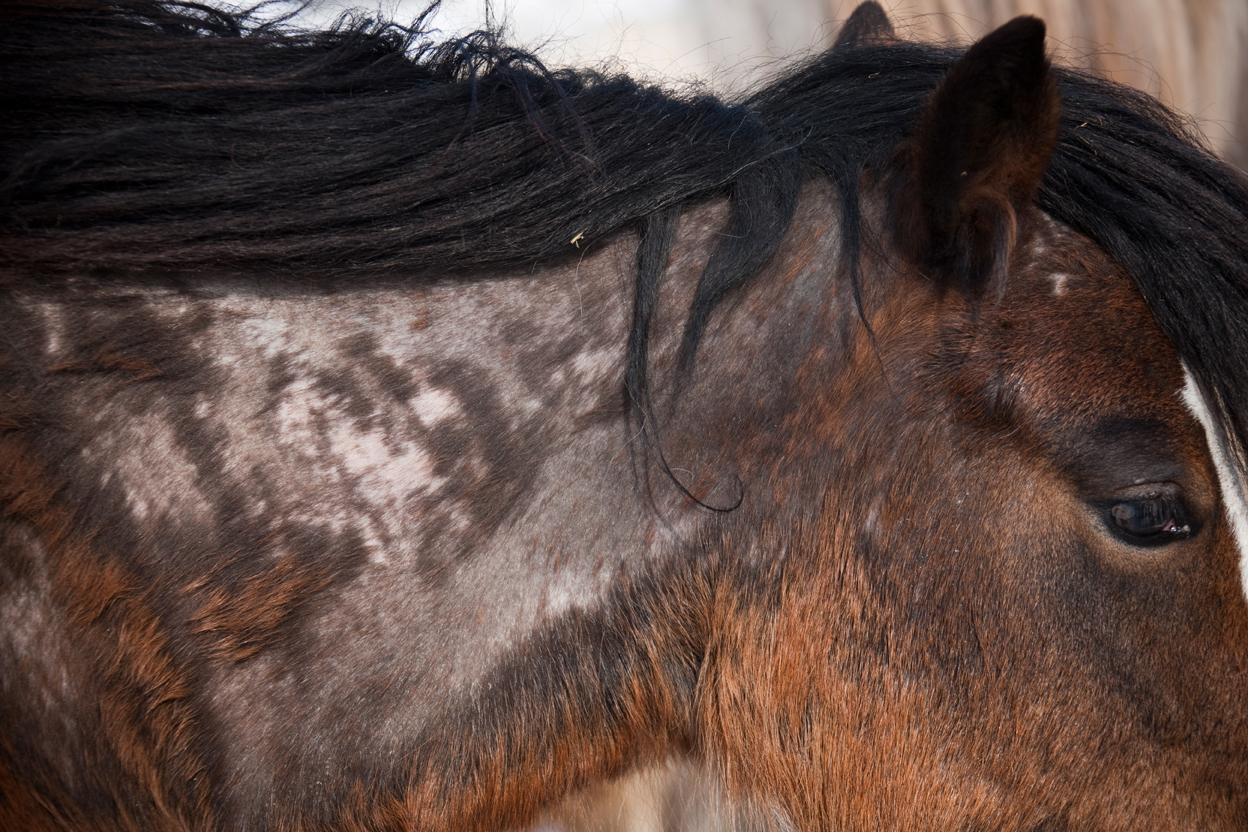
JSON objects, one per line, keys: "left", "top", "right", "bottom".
{"left": 4, "top": 1, "right": 1248, "bottom": 466}
{"left": 0, "top": 0, "right": 780, "bottom": 276}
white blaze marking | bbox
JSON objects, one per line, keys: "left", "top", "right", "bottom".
{"left": 1049, "top": 272, "right": 1071, "bottom": 295}
{"left": 1182, "top": 368, "right": 1248, "bottom": 600}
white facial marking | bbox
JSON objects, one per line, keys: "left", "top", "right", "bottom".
{"left": 1048, "top": 272, "right": 1070, "bottom": 295}
{"left": 1182, "top": 368, "right": 1248, "bottom": 600}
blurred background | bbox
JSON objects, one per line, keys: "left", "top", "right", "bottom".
{"left": 270, "top": 0, "right": 1248, "bottom": 828}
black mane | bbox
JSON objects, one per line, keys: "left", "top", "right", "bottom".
{"left": 4, "top": 1, "right": 1248, "bottom": 459}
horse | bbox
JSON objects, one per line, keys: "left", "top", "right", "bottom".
{"left": 3, "top": 2, "right": 1248, "bottom": 830}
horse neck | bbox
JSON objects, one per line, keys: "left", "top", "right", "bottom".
{"left": 0, "top": 182, "right": 864, "bottom": 824}
{"left": 0, "top": 218, "right": 690, "bottom": 812}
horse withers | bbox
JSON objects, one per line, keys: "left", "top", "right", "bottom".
{"left": 1, "top": 2, "right": 1246, "bottom": 829}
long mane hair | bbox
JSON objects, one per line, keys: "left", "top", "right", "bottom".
{"left": 4, "top": 0, "right": 1248, "bottom": 466}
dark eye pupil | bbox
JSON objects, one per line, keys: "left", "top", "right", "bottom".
{"left": 1110, "top": 498, "right": 1189, "bottom": 539}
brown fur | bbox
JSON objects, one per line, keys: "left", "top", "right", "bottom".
{"left": 3, "top": 6, "right": 1247, "bottom": 832}
{"left": 0, "top": 439, "right": 213, "bottom": 831}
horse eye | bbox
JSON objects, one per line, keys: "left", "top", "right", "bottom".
{"left": 1109, "top": 497, "right": 1192, "bottom": 544}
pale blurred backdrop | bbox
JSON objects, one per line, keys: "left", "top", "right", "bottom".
{"left": 276, "top": 0, "right": 1248, "bottom": 828}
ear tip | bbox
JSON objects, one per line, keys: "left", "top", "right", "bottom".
{"left": 834, "top": 1, "right": 896, "bottom": 49}
{"left": 983, "top": 15, "right": 1048, "bottom": 55}
{"left": 957, "top": 15, "right": 1052, "bottom": 92}
{"left": 1003, "top": 14, "right": 1047, "bottom": 35}
{"left": 848, "top": 1, "right": 893, "bottom": 30}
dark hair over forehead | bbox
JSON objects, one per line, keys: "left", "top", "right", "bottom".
{"left": 3, "top": 1, "right": 1248, "bottom": 462}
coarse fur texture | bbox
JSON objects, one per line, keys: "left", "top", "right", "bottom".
{"left": 2, "top": 2, "right": 1248, "bottom": 831}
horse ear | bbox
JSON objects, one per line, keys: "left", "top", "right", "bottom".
{"left": 897, "top": 16, "right": 1060, "bottom": 297}
{"left": 834, "top": 2, "right": 895, "bottom": 49}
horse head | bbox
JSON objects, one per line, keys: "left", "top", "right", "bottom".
{"left": 680, "top": 11, "right": 1248, "bottom": 829}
